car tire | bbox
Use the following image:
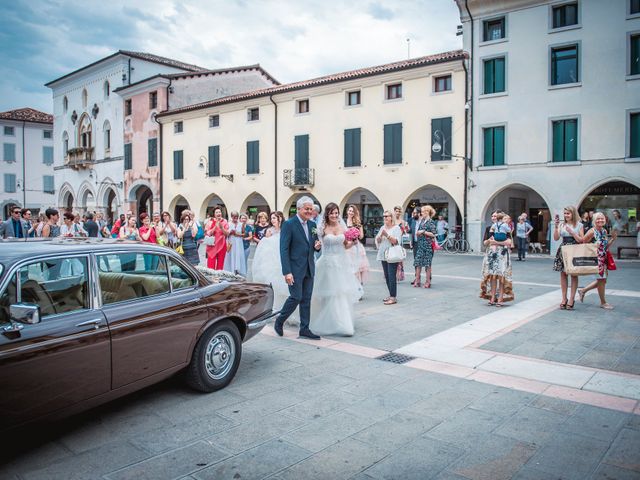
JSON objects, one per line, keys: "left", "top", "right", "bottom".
{"left": 185, "top": 320, "right": 242, "bottom": 392}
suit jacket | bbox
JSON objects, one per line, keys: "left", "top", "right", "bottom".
{"left": 1, "top": 218, "right": 29, "bottom": 239}
{"left": 280, "top": 216, "right": 318, "bottom": 278}
{"left": 408, "top": 217, "right": 421, "bottom": 240}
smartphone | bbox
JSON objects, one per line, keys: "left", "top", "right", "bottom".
{"left": 554, "top": 213, "right": 560, "bottom": 224}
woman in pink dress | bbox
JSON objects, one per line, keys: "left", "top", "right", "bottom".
{"left": 345, "top": 204, "right": 370, "bottom": 287}
{"left": 205, "top": 206, "right": 229, "bottom": 270}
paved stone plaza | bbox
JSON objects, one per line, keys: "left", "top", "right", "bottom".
{"left": 1, "top": 252, "right": 639, "bottom": 480}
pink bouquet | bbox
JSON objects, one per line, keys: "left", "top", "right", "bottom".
{"left": 344, "top": 227, "right": 360, "bottom": 242}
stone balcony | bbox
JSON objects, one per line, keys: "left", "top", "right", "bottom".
{"left": 65, "top": 147, "right": 95, "bottom": 169}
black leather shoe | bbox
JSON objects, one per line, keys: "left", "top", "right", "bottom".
{"left": 299, "top": 329, "right": 321, "bottom": 340}
{"left": 274, "top": 320, "right": 283, "bottom": 337}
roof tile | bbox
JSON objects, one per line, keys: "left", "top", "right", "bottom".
{"left": 0, "top": 108, "right": 53, "bottom": 124}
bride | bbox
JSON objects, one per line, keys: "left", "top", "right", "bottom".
{"left": 251, "top": 211, "right": 299, "bottom": 326}
{"left": 311, "top": 202, "right": 362, "bottom": 336}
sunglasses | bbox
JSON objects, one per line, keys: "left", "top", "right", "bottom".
{"left": 383, "top": 215, "right": 391, "bottom": 218}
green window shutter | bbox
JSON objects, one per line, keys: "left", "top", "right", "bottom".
{"left": 3, "top": 143, "right": 16, "bottom": 162}
{"left": 631, "top": 35, "right": 640, "bottom": 76}
{"left": 484, "top": 59, "right": 495, "bottom": 94}
{"left": 173, "top": 150, "right": 183, "bottom": 179}
{"left": 494, "top": 126, "right": 505, "bottom": 165}
{"left": 5, "top": 174, "right": 16, "bottom": 193}
{"left": 552, "top": 121, "right": 564, "bottom": 162}
{"left": 495, "top": 58, "right": 505, "bottom": 92}
{"left": 353, "top": 128, "right": 361, "bottom": 166}
{"left": 393, "top": 123, "right": 402, "bottom": 163}
{"left": 43, "top": 175, "right": 54, "bottom": 193}
{"left": 631, "top": 113, "right": 640, "bottom": 158}
{"left": 294, "top": 135, "right": 309, "bottom": 169}
{"left": 247, "top": 140, "right": 259, "bottom": 174}
{"left": 442, "top": 117, "right": 452, "bottom": 160}
{"left": 43, "top": 146, "right": 54, "bottom": 165}
{"left": 344, "top": 129, "right": 353, "bottom": 167}
{"left": 565, "top": 119, "right": 578, "bottom": 161}
{"left": 208, "top": 145, "right": 220, "bottom": 177}
{"left": 383, "top": 124, "right": 393, "bottom": 164}
{"left": 483, "top": 128, "right": 494, "bottom": 166}
{"left": 148, "top": 138, "right": 157, "bottom": 167}
{"left": 124, "top": 143, "right": 132, "bottom": 170}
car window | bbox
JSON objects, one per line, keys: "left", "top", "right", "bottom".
{"left": 0, "top": 257, "right": 91, "bottom": 319}
{"left": 168, "top": 258, "right": 197, "bottom": 290}
{"left": 97, "top": 252, "right": 169, "bottom": 305}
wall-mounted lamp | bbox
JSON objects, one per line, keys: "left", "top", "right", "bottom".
{"left": 221, "top": 174, "right": 234, "bottom": 183}
{"left": 468, "top": 179, "right": 477, "bottom": 189}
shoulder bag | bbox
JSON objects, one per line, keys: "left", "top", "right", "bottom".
{"left": 385, "top": 244, "right": 406, "bottom": 263}
{"left": 561, "top": 243, "right": 598, "bottom": 275}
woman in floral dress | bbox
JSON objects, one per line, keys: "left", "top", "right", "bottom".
{"left": 480, "top": 210, "right": 514, "bottom": 306}
{"left": 413, "top": 205, "right": 437, "bottom": 288}
{"left": 578, "top": 212, "right": 615, "bottom": 309}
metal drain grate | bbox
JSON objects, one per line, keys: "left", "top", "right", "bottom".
{"left": 376, "top": 352, "right": 415, "bottom": 364}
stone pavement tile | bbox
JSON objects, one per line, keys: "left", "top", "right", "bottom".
{"left": 425, "top": 408, "right": 504, "bottom": 450}
{"left": 155, "top": 388, "right": 248, "bottom": 424}
{"left": 528, "top": 395, "right": 579, "bottom": 416}
{"left": 193, "top": 439, "right": 311, "bottom": 480}
{"left": 215, "top": 388, "right": 308, "bottom": 420}
{"left": 510, "top": 466, "right": 561, "bottom": 479}
{"left": 393, "top": 370, "right": 462, "bottom": 397}
{"left": 591, "top": 463, "right": 640, "bottom": 479}
{"left": 226, "top": 370, "right": 303, "bottom": 398}
{"left": 625, "top": 413, "right": 640, "bottom": 431}
{"left": 448, "top": 434, "right": 538, "bottom": 480}
{"left": 337, "top": 359, "right": 400, "bottom": 381}
{"left": 467, "top": 387, "right": 536, "bottom": 419}
{"left": 353, "top": 410, "right": 442, "bottom": 451}
{"left": 20, "top": 440, "right": 148, "bottom": 480}
{"left": 0, "top": 440, "right": 71, "bottom": 478}
{"left": 59, "top": 410, "right": 173, "bottom": 454}
{"left": 105, "top": 441, "right": 229, "bottom": 480}
{"left": 432, "top": 472, "right": 471, "bottom": 480}
{"left": 575, "top": 350, "right": 620, "bottom": 370}
{"left": 601, "top": 428, "right": 640, "bottom": 473}
{"left": 542, "top": 347, "right": 586, "bottom": 364}
{"left": 406, "top": 382, "right": 495, "bottom": 419}
{"left": 561, "top": 404, "right": 628, "bottom": 442}
{"left": 280, "top": 389, "right": 364, "bottom": 421}
{"left": 523, "top": 432, "right": 609, "bottom": 480}
{"left": 494, "top": 406, "right": 569, "bottom": 446}
{"left": 583, "top": 371, "right": 640, "bottom": 400}
{"left": 344, "top": 390, "right": 424, "bottom": 423}
{"left": 347, "top": 473, "right": 378, "bottom": 480}
{"left": 340, "top": 371, "right": 410, "bottom": 397}
{"left": 360, "top": 435, "right": 463, "bottom": 480}
{"left": 129, "top": 412, "right": 238, "bottom": 455}
{"left": 382, "top": 364, "right": 431, "bottom": 379}
{"left": 269, "top": 437, "right": 388, "bottom": 480}
{"left": 204, "top": 413, "right": 305, "bottom": 455}
{"left": 280, "top": 409, "right": 378, "bottom": 453}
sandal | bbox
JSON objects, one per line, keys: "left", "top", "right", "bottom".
{"left": 600, "top": 303, "right": 614, "bottom": 310}
{"left": 578, "top": 289, "right": 585, "bottom": 303}
{"left": 488, "top": 296, "right": 496, "bottom": 306}
{"left": 495, "top": 302, "right": 504, "bottom": 307}
{"left": 413, "top": 282, "right": 421, "bottom": 288}
{"left": 384, "top": 298, "right": 397, "bottom": 305}
{"left": 559, "top": 301, "right": 567, "bottom": 310}
{"left": 424, "top": 282, "right": 431, "bottom": 288}
{"left": 383, "top": 297, "right": 390, "bottom": 303}
{"left": 566, "top": 302, "right": 574, "bottom": 310}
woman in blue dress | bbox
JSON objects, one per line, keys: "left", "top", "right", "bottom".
{"left": 413, "top": 205, "right": 437, "bottom": 288}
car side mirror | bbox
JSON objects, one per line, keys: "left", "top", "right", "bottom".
{"left": 10, "top": 303, "right": 41, "bottom": 325}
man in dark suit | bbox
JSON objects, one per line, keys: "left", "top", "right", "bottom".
{"left": 1, "top": 207, "right": 29, "bottom": 239}
{"left": 275, "top": 196, "right": 322, "bottom": 340}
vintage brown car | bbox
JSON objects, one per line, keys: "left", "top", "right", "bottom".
{"left": 0, "top": 238, "right": 274, "bottom": 431}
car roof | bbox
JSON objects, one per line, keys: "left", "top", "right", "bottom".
{"left": 0, "top": 238, "right": 174, "bottom": 265}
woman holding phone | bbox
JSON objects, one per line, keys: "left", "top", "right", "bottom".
{"left": 552, "top": 206, "right": 584, "bottom": 310}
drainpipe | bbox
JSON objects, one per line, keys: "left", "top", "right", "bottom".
{"left": 464, "top": 0, "right": 474, "bottom": 243}
{"left": 154, "top": 111, "right": 164, "bottom": 213}
{"left": 21, "top": 120, "right": 26, "bottom": 207}
{"left": 269, "top": 95, "right": 278, "bottom": 211}
{"left": 462, "top": 59, "right": 469, "bottom": 241}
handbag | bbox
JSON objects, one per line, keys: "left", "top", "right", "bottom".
{"left": 432, "top": 240, "right": 442, "bottom": 251}
{"left": 606, "top": 250, "right": 617, "bottom": 271}
{"left": 385, "top": 244, "right": 406, "bottom": 263}
{"left": 174, "top": 243, "right": 184, "bottom": 255}
{"left": 561, "top": 243, "right": 598, "bottom": 275}
{"left": 204, "top": 235, "right": 215, "bottom": 246}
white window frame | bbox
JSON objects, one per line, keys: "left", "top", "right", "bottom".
{"left": 629, "top": 0, "right": 640, "bottom": 19}
{"left": 480, "top": 14, "right": 508, "bottom": 46}
{"left": 4, "top": 126, "right": 15, "bottom": 136}
{"left": 547, "top": 114, "right": 581, "bottom": 165}
{"left": 43, "top": 130, "right": 52, "bottom": 139}
{"left": 432, "top": 73, "right": 454, "bottom": 95}
{"left": 173, "top": 121, "right": 184, "bottom": 134}
{"left": 384, "top": 82, "right": 403, "bottom": 102}
{"left": 548, "top": 0, "right": 582, "bottom": 33}
{"left": 627, "top": 30, "right": 640, "bottom": 80}
{"left": 208, "top": 114, "right": 220, "bottom": 129}
{"left": 296, "top": 98, "right": 310, "bottom": 115}
{"left": 247, "top": 107, "right": 260, "bottom": 123}
{"left": 479, "top": 53, "right": 509, "bottom": 99}
{"left": 345, "top": 90, "right": 362, "bottom": 107}
{"left": 548, "top": 40, "right": 582, "bottom": 90}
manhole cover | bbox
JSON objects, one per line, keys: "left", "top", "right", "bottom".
{"left": 376, "top": 352, "right": 415, "bottom": 364}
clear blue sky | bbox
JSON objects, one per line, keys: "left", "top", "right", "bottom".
{"left": 0, "top": 0, "right": 463, "bottom": 114}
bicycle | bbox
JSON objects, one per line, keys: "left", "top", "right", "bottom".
{"left": 436, "top": 228, "right": 470, "bottom": 253}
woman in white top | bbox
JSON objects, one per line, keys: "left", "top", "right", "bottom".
{"left": 224, "top": 211, "right": 247, "bottom": 276}
{"left": 552, "top": 205, "right": 584, "bottom": 310}
{"left": 375, "top": 210, "right": 403, "bottom": 305}
{"left": 311, "top": 203, "right": 362, "bottom": 336}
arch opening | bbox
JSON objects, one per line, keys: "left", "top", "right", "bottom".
{"left": 240, "top": 192, "right": 270, "bottom": 220}
{"left": 201, "top": 193, "right": 227, "bottom": 220}
{"left": 339, "top": 188, "right": 382, "bottom": 244}
{"left": 579, "top": 181, "right": 640, "bottom": 242}
{"left": 283, "top": 193, "right": 321, "bottom": 219}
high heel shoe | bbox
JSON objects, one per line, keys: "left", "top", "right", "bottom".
{"left": 423, "top": 282, "right": 431, "bottom": 288}
{"left": 413, "top": 282, "right": 421, "bottom": 288}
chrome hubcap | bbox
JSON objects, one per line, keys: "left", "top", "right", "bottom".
{"left": 204, "top": 331, "right": 235, "bottom": 380}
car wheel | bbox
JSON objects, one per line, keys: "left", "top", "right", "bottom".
{"left": 185, "top": 320, "right": 242, "bottom": 392}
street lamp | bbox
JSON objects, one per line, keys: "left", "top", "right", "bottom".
{"left": 431, "top": 130, "right": 472, "bottom": 168}
{"left": 199, "top": 155, "right": 234, "bottom": 182}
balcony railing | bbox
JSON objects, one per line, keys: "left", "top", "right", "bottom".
{"left": 66, "top": 147, "right": 95, "bottom": 169}
{"left": 283, "top": 168, "right": 315, "bottom": 188}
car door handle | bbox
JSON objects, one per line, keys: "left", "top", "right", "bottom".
{"left": 181, "top": 298, "right": 200, "bottom": 305}
{"left": 75, "top": 319, "right": 102, "bottom": 329}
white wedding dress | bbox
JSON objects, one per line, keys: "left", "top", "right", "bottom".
{"left": 311, "top": 233, "right": 362, "bottom": 336}
{"left": 250, "top": 229, "right": 299, "bottom": 326}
